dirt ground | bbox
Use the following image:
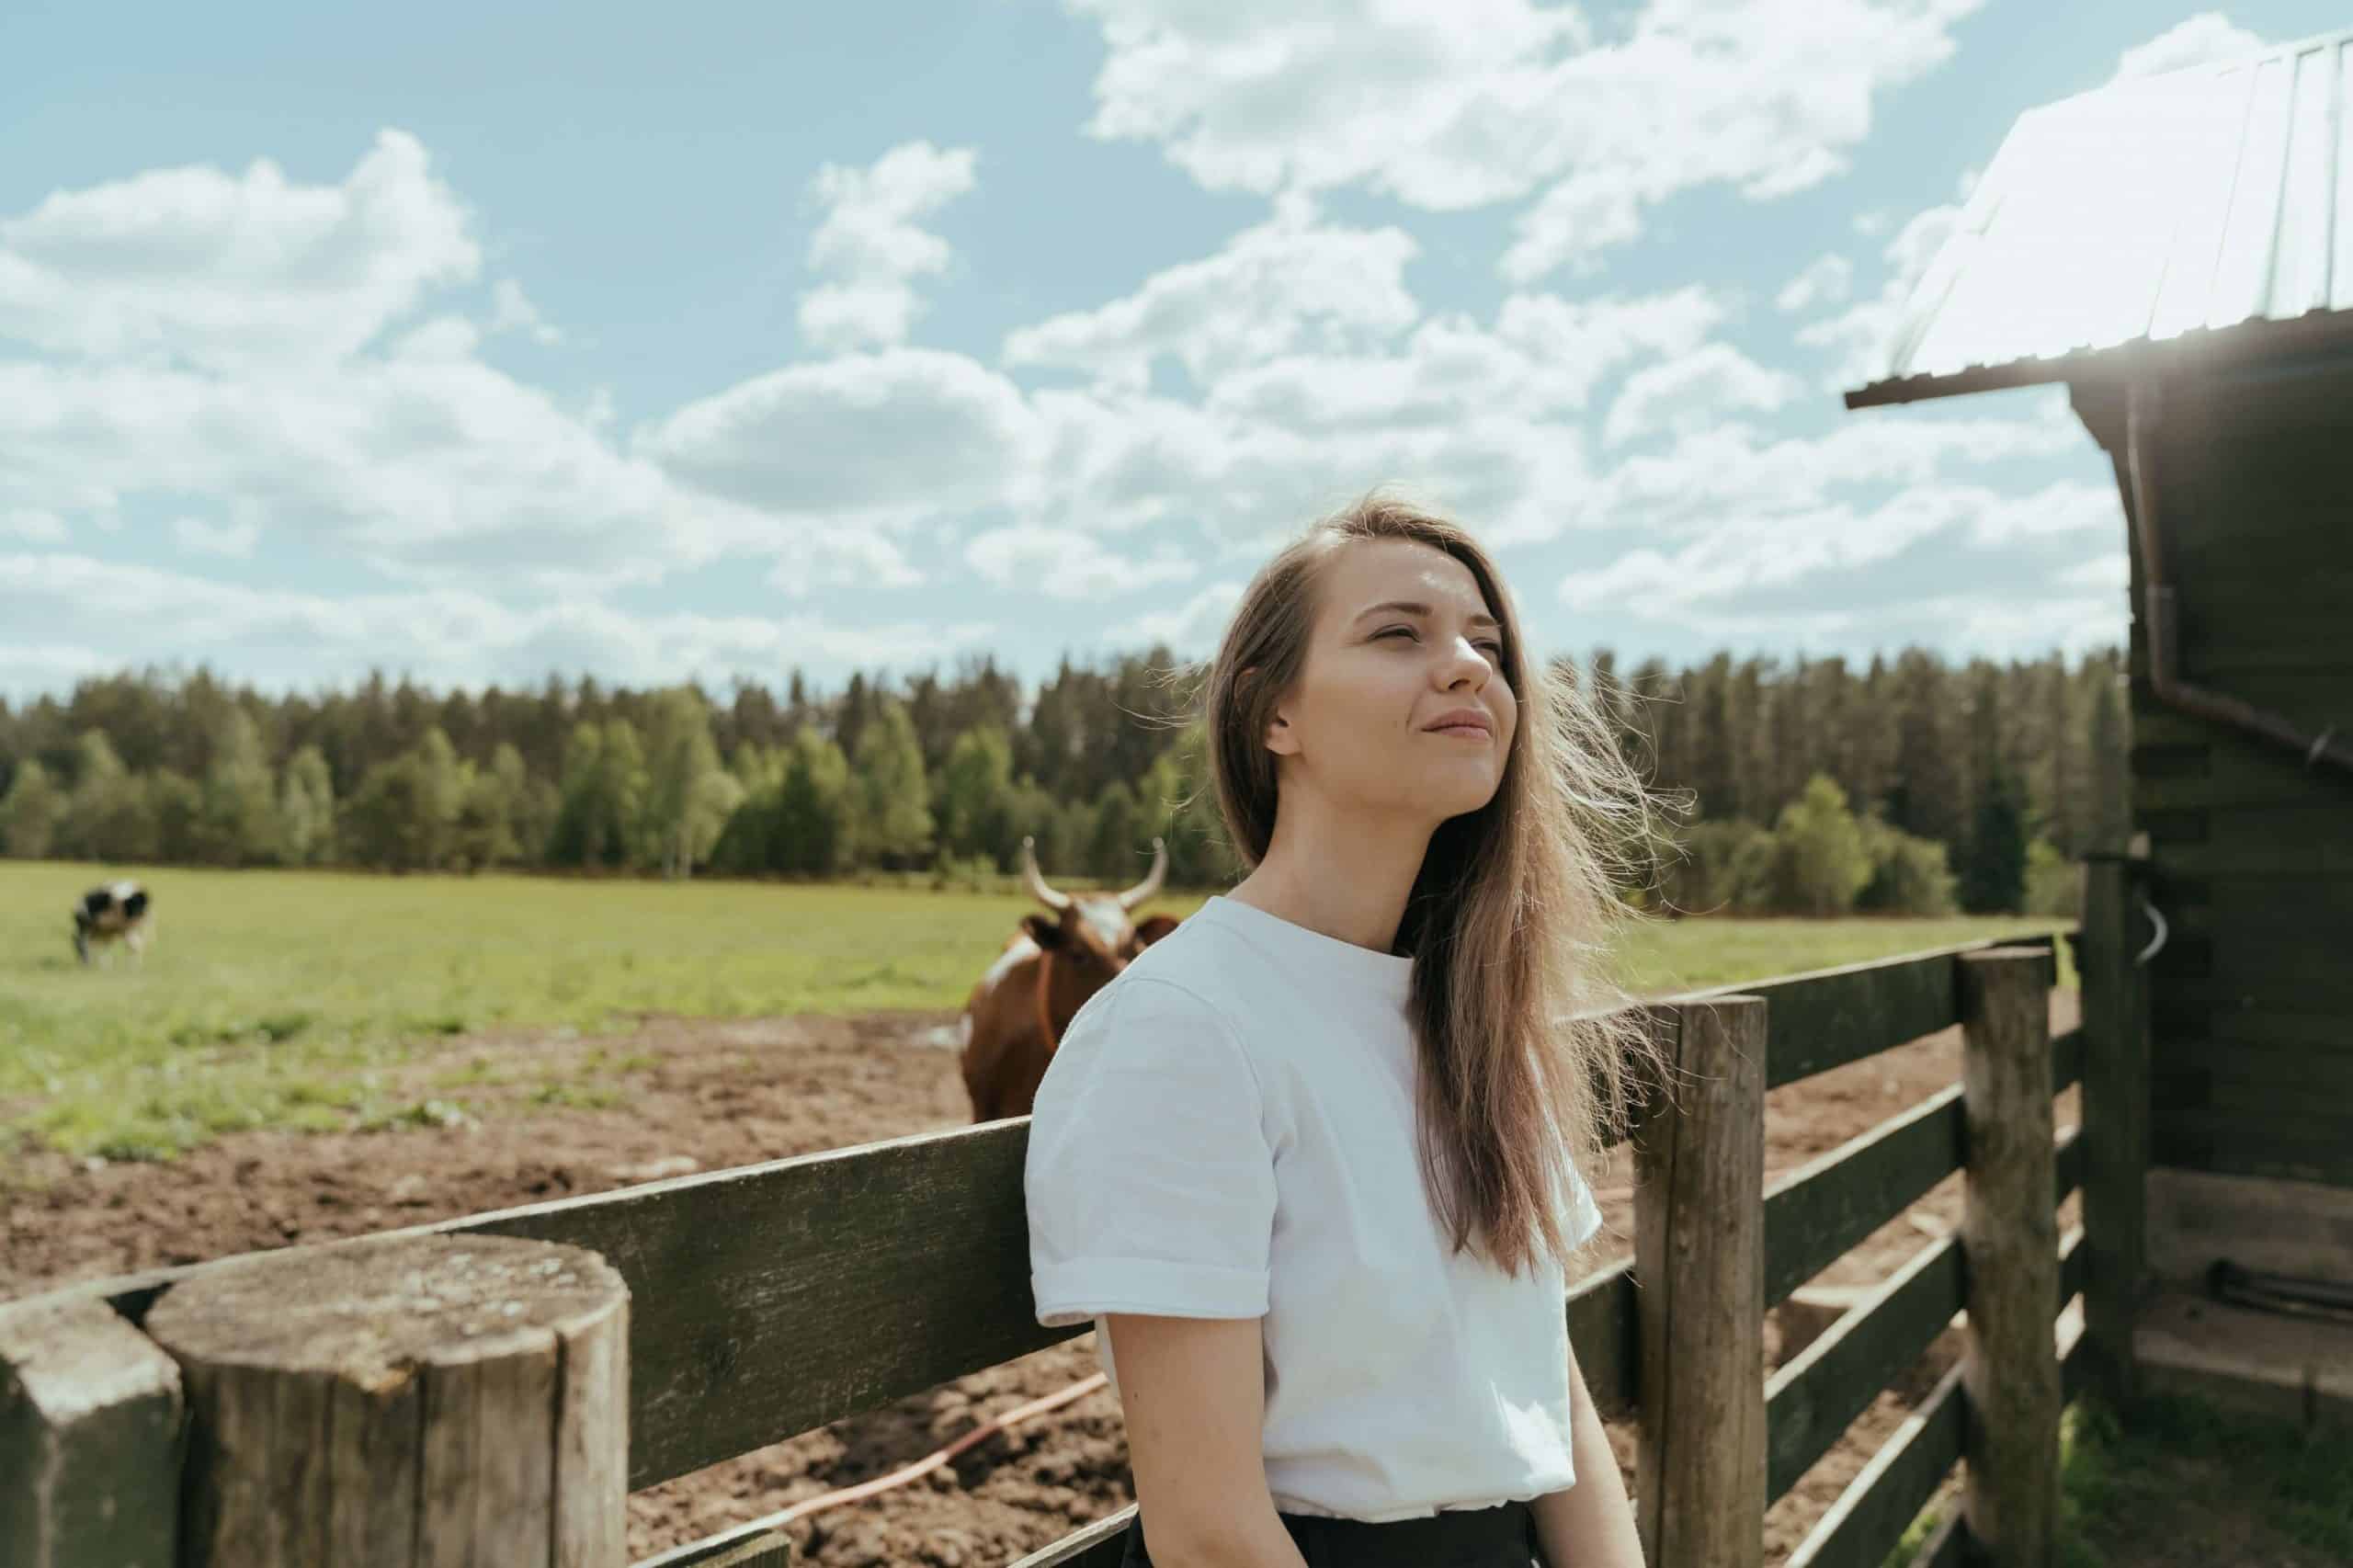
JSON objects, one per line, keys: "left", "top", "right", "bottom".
{"left": 3, "top": 994, "right": 2084, "bottom": 1567}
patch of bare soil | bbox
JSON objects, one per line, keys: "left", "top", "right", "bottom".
{"left": 4, "top": 994, "right": 2093, "bottom": 1566}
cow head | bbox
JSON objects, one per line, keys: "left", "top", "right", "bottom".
{"left": 1018, "top": 835, "right": 1177, "bottom": 985}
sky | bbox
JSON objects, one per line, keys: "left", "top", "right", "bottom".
{"left": 0, "top": 1, "right": 2339, "bottom": 701}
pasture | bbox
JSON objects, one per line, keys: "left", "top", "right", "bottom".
{"left": 1, "top": 860, "right": 2073, "bottom": 1165}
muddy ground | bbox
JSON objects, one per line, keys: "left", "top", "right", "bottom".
{"left": 4, "top": 994, "right": 2084, "bottom": 1566}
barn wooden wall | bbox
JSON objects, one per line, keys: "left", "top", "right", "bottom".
{"left": 2101, "top": 355, "right": 2353, "bottom": 1190}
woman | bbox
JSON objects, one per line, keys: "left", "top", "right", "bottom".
{"left": 1025, "top": 492, "right": 1670, "bottom": 1567}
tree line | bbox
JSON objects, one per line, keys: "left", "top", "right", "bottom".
{"left": 0, "top": 644, "right": 2129, "bottom": 917}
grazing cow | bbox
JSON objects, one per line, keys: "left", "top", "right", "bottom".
{"left": 957, "top": 835, "right": 1180, "bottom": 1122}
{"left": 73, "top": 880, "right": 153, "bottom": 967}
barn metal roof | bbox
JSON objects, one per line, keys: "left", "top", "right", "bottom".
{"left": 1847, "top": 27, "right": 2353, "bottom": 408}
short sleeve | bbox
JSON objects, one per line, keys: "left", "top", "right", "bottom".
{"left": 1560, "top": 1153, "right": 1606, "bottom": 1254}
{"left": 1024, "top": 976, "right": 1276, "bottom": 1328}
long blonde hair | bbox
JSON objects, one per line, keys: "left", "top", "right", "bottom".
{"left": 1197, "top": 490, "right": 1680, "bottom": 1278}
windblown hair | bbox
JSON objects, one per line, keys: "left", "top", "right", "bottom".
{"left": 1194, "top": 489, "right": 1683, "bottom": 1279}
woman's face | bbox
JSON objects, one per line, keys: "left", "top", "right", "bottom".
{"left": 1266, "top": 538, "right": 1518, "bottom": 824}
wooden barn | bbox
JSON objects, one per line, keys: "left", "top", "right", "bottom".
{"left": 1847, "top": 28, "right": 2353, "bottom": 1421}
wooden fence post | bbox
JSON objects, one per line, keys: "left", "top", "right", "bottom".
{"left": 142, "top": 1233, "right": 630, "bottom": 1568}
{"left": 1634, "top": 994, "right": 1767, "bottom": 1568}
{"left": 1960, "top": 949, "right": 2061, "bottom": 1568}
{"left": 2075, "top": 854, "right": 2149, "bottom": 1411}
{"left": 0, "top": 1294, "right": 184, "bottom": 1568}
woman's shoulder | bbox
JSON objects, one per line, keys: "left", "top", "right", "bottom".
{"left": 1044, "top": 963, "right": 1264, "bottom": 1105}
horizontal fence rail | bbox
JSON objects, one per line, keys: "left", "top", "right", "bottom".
{"left": 1670, "top": 932, "right": 2057, "bottom": 1091}
{"left": 1786, "top": 1225, "right": 2086, "bottom": 1568}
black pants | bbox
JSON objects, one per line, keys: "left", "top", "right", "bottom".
{"left": 1119, "top": 1498, "right": 1540, "bottom": 1567}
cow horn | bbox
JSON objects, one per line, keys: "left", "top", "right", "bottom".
{"left": 1119, "top": 836, "right": 1168, "bottom": 910}
{"left": 1020, "top": 836, "right": 1072, "bottom": 911}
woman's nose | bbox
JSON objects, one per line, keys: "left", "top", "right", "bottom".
{"left": 1438, "top": 637, "right": 1490, "bottom": 687}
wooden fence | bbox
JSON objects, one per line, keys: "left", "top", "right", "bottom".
{"left": 4, "top": 886, "right": 2150, "bottom": 1568}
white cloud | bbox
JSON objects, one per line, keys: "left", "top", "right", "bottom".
{"left": 1961, "top": 479, "right": 2119, "bottom": 544}
{"left": 639, "top": 347, "right": 1037, "bottom": 528}
{"left": 1004, "top": 196, "right": 1420, "bottom": 391}
{"left": 0, "top": 355, "right": 806, "bottom": 597}
{"left": 1019, "top": 378, "right": 1601, "bottom": 555}
{"left": 1529, "top": 390, "right": 2086, "bottom": 546}
{"left": 1560, "top": 477, "right": 2117, "bottom": 611}
{"left": 1067, "top": 0, "right": 1979, "bottom": 279}
{"left": 1124, "top": 580, "right": 1245, "bottom": 654}
{"left": 796, "top": 141, "right": 977, "bottom": 354}
{"left": 2, "top": 508, "right": 67, "bottom": 542}
{"left": 1602, "top": 342, "right": 1800, "bottom": 447}
{"left": 2112, "top": 13, "right": 2265, "bottom": 81}
{"left": 1584, "top": 586, "right": 2122, "bottom": 659}
{"left": 490, "top": 278, "right": 562, "bottom": 345}
{"left": 0, "top": 129, "right": 476, "bottom": 370}
{"left": 1776, "top": 254, "right": 1853, "bottom": 313}
{"left": 172, "top": 515, "right": 259, "bottom": 558}
{"left": 2056, "top": 551, "right": 2129, "bottom": 591}
{"left": 0, "top": 137, "right": 919, "bottom": 603}
{"left": 1202, "top": 284, "right": 1724, "bottom": 428}
{"left": 0, "top": 553, "right": 992, "bottom": 696}
{"left": 1792, "top": 175, "right": 1971, "bottom": 389}
{"left": 964, "top": 524, "right": 1199, "bottom": 599}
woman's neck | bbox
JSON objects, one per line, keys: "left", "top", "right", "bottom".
{"left": 1233, "top": 805, "right": 1430, "bottom": 950}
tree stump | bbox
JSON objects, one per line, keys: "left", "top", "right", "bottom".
{"left": 144, "top": 1233, "right": 629, "bottom": 1568}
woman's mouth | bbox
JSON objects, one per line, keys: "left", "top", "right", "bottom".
{"left": 1412, "top": 706, "right": 1486, "bottom": 739}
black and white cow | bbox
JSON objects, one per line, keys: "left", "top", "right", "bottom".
{"left": 73, "top": 880, "right": 153, "bottom": 967}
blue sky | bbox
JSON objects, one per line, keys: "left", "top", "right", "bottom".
{"left": 0, "top": 2, "right": 2338, "bottom": 699}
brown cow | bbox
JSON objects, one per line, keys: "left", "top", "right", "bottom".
{"left": 957, "top": 835, "right": 1180, "bottom": 1121}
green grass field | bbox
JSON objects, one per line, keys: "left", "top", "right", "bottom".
{"left": 1, "top": 860, "right": 2071, "bottom": 1163}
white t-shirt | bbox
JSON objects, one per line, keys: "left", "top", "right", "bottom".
{"left": 1023, "top": 892, "right": 1607, "bottom": 1523}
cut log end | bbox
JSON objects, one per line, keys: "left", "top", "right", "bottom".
{"left": 145, "top": 1233, "right": 630, "bottom": 1568}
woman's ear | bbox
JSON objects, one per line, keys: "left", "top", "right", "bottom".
{"left": 1263, "top": 710, "right": 1296, "bottom": 756}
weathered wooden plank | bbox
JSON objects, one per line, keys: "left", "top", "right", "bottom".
{"left": 2165, "top": 877, "right": 2353, "bottom": 940}
{"left": 1914, "top": 1507, "right": 1970, "bottom": 1568}
{"left": 1635, "top": 997, "right": 1767, "bottom": 1568}
{"left": 45, "top": 1122, "right": 1063, "bottom": 1494}
{"left": 2154, "top": 1034, "right": 2353, "bottom": 1085}
{"left": 1782, "top": 1358, "right": 1964, "bottom": 1568}
{"left": 2054, "top": 1123, "right": 2083, "bottom": 1208}
{"left": 1565, "top": 1258, "right": 1640, "bottom": 1421}
{"left": 2152, "top": 835, "right": 2353, "bottom": 877}
{"left": 1961, "top": 948, "right": 2062, "bottom": 1568}
{"left": 2060, "top": 1224, "right": 2086, "bottom": 1311}
{"left": 2052, "top": 1027, "right": 2083, "bottom": 1095}
{"left": 0, "top": 1294, "right": 183, "bottom": 1568}
{"left": 1004, "top": 1506, "right": 1136, "bottom": 1568}
{"left": 1764, "top": 1086, "right": 1963, "bottom": 1309}
{"left": 476, "top": 1122, "right": 1066, "bottom": 1491}
{"left": 2152, "top": 988, "right": 2353, "bottom": 1041}
{"left": 2135, "top": 753, "right": 2353, "bottom": 809}
{"left": 2149, "top": 937, "right": 2353, "bottom": 1007}
{"left": 635, "top": 1527, "right": 801, "bottom": 1568}
{"left": 2151, "top": 1108, "right": 2353, "bottom": 1187}
{"left": 1669, "top": 947, "right": 1962, "bottom": 1091}
{"left": 1765, "top": 1233, "right": 1964, "bottom": 1504}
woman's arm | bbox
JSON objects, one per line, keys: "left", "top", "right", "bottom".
{"left": 1103, "top": 1312, "right": 1310, "bottom": 1568}
{"left": 1529, "top": 1338, "right": 1645, "bottom": 1567}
